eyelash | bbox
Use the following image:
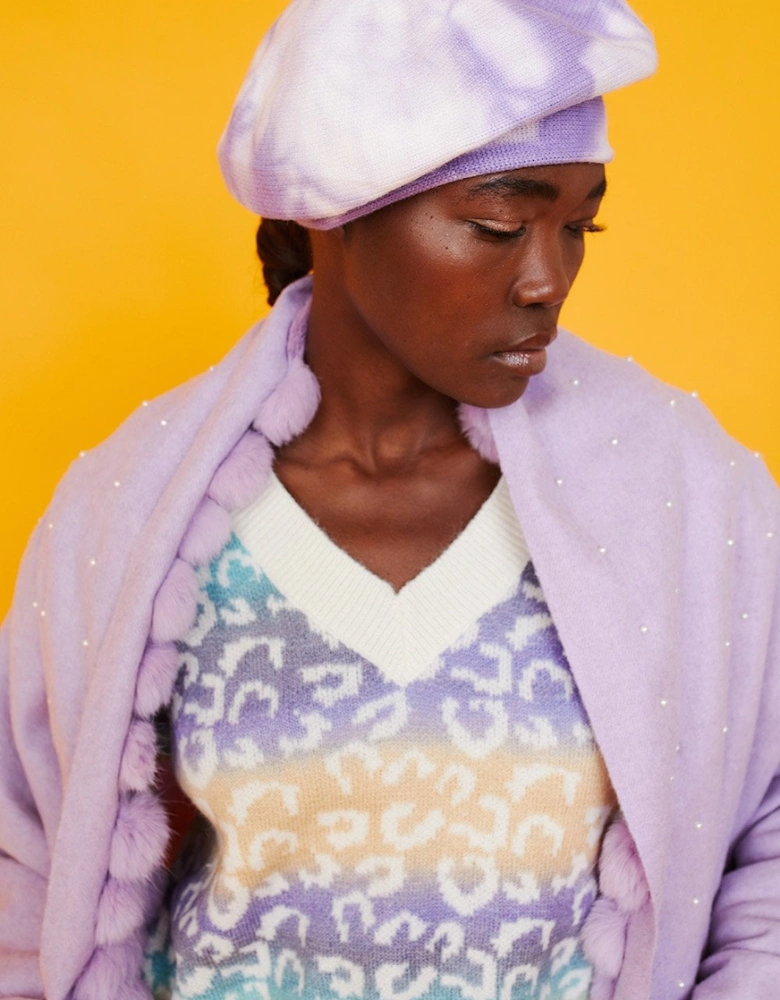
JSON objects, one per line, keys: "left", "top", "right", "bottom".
{"left": 470, "top": 222, "right": 606, "bottom": 241}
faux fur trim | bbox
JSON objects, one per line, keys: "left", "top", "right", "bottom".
{"left": 118, "top": 720, "right": 158, "bottom": 794}
{"left": 150, "top": 557, "right": 200, "bottom": 645}
{"left": 72, "top": 937, "right": 144, "bottom": 1000}
{"left": 95, "top": 878, "right": 148, "bottom": 947}
{"left": 254, "top": 359, "right": 321, "bottom": 447}
{"left": 208, "top": 429, "right": 274, "bottom": 511}
{"left": 581, "top": 896, "right": 627, "bottom": 980}
{"left": 581, "top": 815, "right": 649, "bottom": 996}
{"left": 179, "top": 497, "right": 233, "bottom": 567}
{"left": 458, "top": 403, "right": 500, "bottom": 464}
{"left": 599, "top": 815, "right": 651, "bottom": 912}
{"left": 134, "top": 643, "right": 179, "bottom": 719}
{"left": 109, "top": 792, "right": 170, "bottom": 882}
{"left": 588, "top": 975, "right": 618, "bottom": 1000}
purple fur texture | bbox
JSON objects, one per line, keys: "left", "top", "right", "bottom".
{"left": 150, "top": 557, "right": 199, "bottom": 645}
{"left": 581, "top": 896, "right": 627, "bottom": 981}
{"left": 599, "top": 817, "right": 650, "bottom": 912}
{"left": 95, "top": 877, "right": 148, "bottom": 947}
{"left": 118, "top": 720, "right": 158, "bottom": 794}
{"left": 179, "top": 496, "right": 233, "bottom": 567}
{"left": 109, "top": 792, "right": 169, "bottom": 881}
{"left": 458, "top": 404, "right": 500, "bottom": 464}
{"left": 588, "top": 975, "right": 617, "bottom": 1000}
{"left": 134, "top": 643, "right": 179, "bottom": 718}
{"left": 254, "top": 359, "right": 321, "bottom": 447}
{"left": 208, "top": 429, "right": 274, "bottom": 511}
{"left": 72, "top": 937, "right": 145, "bottom": 1000}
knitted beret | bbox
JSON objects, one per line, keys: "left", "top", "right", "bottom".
{"left": 218, "top": 0, "right": 657, "bottom": 228}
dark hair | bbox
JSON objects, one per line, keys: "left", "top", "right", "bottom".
{"left": 255, "top": 218, "right": 313, "bottom": 306}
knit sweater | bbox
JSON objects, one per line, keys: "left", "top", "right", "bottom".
{"left": 144, "top": 474, "right": 615, "bottom": 1000}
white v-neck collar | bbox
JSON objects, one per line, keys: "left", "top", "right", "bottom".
{"left": 231, "top": 473, "right": 530, "bottom": 686}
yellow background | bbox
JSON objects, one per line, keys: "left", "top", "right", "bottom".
{"left": 1, "top": 1, "right": 778, "bottom": 616}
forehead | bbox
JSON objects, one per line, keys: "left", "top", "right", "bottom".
{"left": 449, "top": 163, "right": 607, "bottom": 205}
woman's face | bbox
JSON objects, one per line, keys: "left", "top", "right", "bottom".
{"left": 334, "top": 162, "right": 607, "bottom": 409}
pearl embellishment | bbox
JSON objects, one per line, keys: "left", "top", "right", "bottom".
{"left": 114, "top": 481, "right": 121, "bottom": 488}
{"left": 610, "top": 438, "right": 619, "bottom": 446}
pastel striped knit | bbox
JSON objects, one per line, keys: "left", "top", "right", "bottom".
{"left": 144, "top": 475, "right": 616, "bottom": 1000}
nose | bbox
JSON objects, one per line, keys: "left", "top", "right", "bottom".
{"left": 510, "top": 233, "right": 571, "bottom": 309}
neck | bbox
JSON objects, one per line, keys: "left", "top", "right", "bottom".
{"left": 291, "top": 278, "right": 465, "bottom": 474}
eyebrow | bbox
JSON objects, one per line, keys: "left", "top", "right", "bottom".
{"left": 464, "top": 175, "right": 608, "bottom": 202}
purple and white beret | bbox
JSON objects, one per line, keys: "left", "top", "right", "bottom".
{"left": 218, "top": 0, "right": 657, "bottom": 229}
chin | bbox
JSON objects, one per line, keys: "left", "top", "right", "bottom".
{"left": 453, "top": 375, "right": 531, "bottom": 410}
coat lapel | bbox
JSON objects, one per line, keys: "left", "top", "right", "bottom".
{"left": 42, "top": 282, "right": 312, "bottom": 998}
{"left": 489, "top": 360, "right": 680, "bottom": 941}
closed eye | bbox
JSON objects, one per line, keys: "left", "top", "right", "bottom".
{"left": 469, "top": 221, "right": 526, "bottom": 241}
{"left": 566, "top": 222, "right": 606, "bottom": 237}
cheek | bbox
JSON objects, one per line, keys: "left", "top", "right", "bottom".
{"left": 564, "top": 236, "right": 588, "bottom": 282}
{"left": 348, "top": 223, "right": 499, "bottom": 345}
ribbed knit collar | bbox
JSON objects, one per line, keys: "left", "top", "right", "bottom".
{"left": 232, "top": 473, "right": 529, "bottom": 686}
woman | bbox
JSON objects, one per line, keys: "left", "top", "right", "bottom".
{"left": 1, "top": 1, "right": 779, "bottom": 999}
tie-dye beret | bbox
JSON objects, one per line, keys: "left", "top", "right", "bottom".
{"left": 218, "top": 0, "right": 657, "bottom": 229}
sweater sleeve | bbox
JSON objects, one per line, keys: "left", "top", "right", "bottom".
{"left": 693, "top": 773, "right": 780, "bottom": 997}
{"left": 0, "top": 619, "right": 49, "bottom": 1000}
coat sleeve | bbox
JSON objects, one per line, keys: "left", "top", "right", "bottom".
{"left": 0, "top": 620, "right": 48, "bottom": 999}
{"left": 693, "top": 775, "right": 780, "bottom": 995}
{"left": 693, "top": 502, "right": 780, "bottom": 997}
{"left": 0, "top": 523, "right": 61, "bottom": 1000}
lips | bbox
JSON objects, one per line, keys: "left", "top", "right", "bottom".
{"left": 494, "top": 329, "right": 558, "bottom": 354}
{"left": 489, "top": 329, "right": 557, "bottom": 377}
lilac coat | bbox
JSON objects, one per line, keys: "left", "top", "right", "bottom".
{"left": 1, "top": 277, "right": 779, "bottom": 1000}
